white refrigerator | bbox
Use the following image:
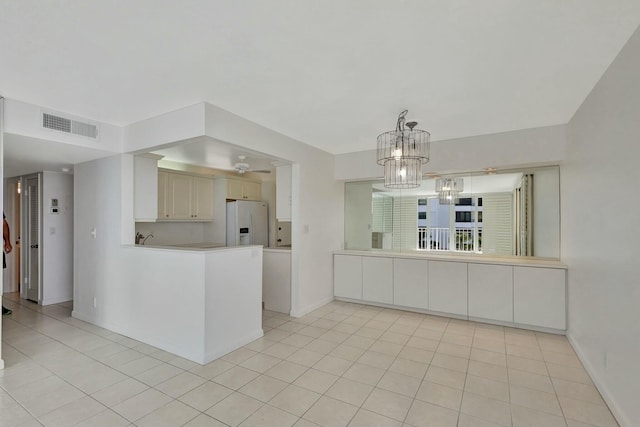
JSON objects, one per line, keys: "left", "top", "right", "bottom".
{"left": 226, "top": 200, "right": 269, "bottom": 246}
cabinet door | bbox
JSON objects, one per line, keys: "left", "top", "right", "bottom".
{"left": 243, "top": 181, "right": 262, "bottom": 201}
{"left": 157, "top": 171, "right": 169, "bottom": 219}
{"left": 227, "top": 179, "right": 245, "bottom": 200}
{"left": 134, "top": 156, "right": 158, "bottom": 221}
{"left": 394, "top": 258, "right": 428, "bottom": 309}
{"left": 334, "top": 255, "right": 362, "bottom": 300}
{"left": 263, "top": 251, "right": 291, "bottom": 314}
{"left": 468, "top": 263, "right": 513, "bottom": 322}
{"left": 429, "top": 261, "right": 468, "bottom": 316}
{"left": 168, "top": 173, "right": 192, "bottom": 219}
{"left": 192, "top": 177, "right": 213, "bottom": 219}
{"left": 514, "top": 267, "right": 566, "bottom": 330}
{"left": 362, "top": 257, "right": 393, "bottom": 304}
{"left": 276, "top": 165, "right": 292, "bottom": 221}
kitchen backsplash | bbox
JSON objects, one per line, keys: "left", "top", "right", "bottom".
{"left": 135, "top": 221, "right": 217, "bottom": 246}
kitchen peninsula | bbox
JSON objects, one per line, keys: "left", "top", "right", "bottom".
{"left": 116, "top": 244, "right": 263, "bottom": 364}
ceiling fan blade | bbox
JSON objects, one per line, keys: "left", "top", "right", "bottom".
{"left": 250, "top": 169, "right": 271, "bottom": 174}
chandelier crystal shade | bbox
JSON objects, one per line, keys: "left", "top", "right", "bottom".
{"left": 377, "top": 110, "right": 430, "bottom": 189}
{"left": 436, "top": 177, "right": 464, "bottom": 204}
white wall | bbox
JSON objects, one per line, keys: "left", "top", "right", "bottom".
{"left": 4, "top": 99, "right": 123, "bottom": 152}
{"left": 335, "top": 124, "right": 567, "bottom": 181}
{"left": 563, "top": 27, "right": 640, "bottom": 427}
{"left": 41, "top": 172, "right": 74, "bottom": 305}
{"left": 124, "top": 103, "right": 204, "bottom": 152}
{"left": 73, "top": 155, "right": 125, "bottom": 322}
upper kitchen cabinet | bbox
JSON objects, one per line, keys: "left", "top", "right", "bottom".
{"left": 224, "top": 177, "right": 262, "bottom": 201}
{"left": 134, "top": 155, "right": 162, "bottom": 222}
{"left": 191, "top": 176, "right": 214, "bottom": 219}
{"left": 276, "top": 165, "right": 292, "bottom": 221}
{"left": 158, "top": 169, "right": 213, "bottom": 221}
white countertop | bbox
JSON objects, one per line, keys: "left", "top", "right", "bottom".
{"left": 335, "top": 249, "right": 567, "bottom": 269}
{"left": 126, "top": 243, "right": 262, "bottom": 253}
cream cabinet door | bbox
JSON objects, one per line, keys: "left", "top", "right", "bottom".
{"left": 276, "top": 165, "right": 292, "bottom": 220}
{"left": 168, "top": 173, "right": 192, "bottom": 219}
{"left": 514, "top": 267, "right": 566, "bottom": 330}
{"left": 192, "top": 177, "right": 214, "bottom": 219}
{"left": 393, "top": 258, "right": 428, "bottom": 309}
{"left": 362, "top": 257, "right": 393, "bottom": 304}
{"left": 428, "top": 260, "right": 468, "bottom": 316}
{"left": 243, "top": 181, "right": 262, "bottom": 201}
{"left": 334, "top": 255, "right": 362, "bottom": 300}
{"left": 468, "top": 263, "right": 513, "bottom": 322}
{"left": 134, "top": 156, "right": 158, "bottom": 221}
{"left": 227, "top": 178, "right": 245, "bottom": 200}
{"left": 157, "top": 170, "right": 169, "bottom": 219}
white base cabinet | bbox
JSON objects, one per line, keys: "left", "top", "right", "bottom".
{"left": 334, "top": 252, "right": 567, "bottom": 332}
{"left": 468, "top": 263, "right": 513, "bottom": 322}
{"left": 429, "top": 261, "right": 468, "bottom": 316}
{"left": 362, "top": 257, "right": 393, "bottom": 304}
{"left": 393, "top": 258, "right": 428, "bottom": 309}
{"left": 514, "top": 266, "right": 566, "bottom": 330}
{"left": 334, "top": 255, "right": 362, "bottom": 300}
{"left": 263, "top": 249, "right": 291, "bottom": 314}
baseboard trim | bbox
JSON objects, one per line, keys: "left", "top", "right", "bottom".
{"left": 290, "top": 296, "right": 335, "bottom": 318}
{"left": 203, "top": 329, "right": 264, "bottom": 364}
{"left": 567, "top": 333, "right": 629, "bottom": 427}
{"left": 42, "top": 296, "right": 73, "bottom": 306}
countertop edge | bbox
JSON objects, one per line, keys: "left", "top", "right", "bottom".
{"left": 122, "top": 244, "right": 264, "bottom": 253}
{"left": 334, "top": 250, "right": 567, "bottom": 269}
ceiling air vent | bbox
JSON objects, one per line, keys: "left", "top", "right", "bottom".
{"left": 42, "top": 112, "right": 98, "bottom": 139}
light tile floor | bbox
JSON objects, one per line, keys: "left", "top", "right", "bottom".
{"left": 0, "top": 293, "right": 619, "bottom": 427}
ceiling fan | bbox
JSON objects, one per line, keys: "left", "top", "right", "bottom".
{"left": 233, "top": 155, "right": 271, "bottom": 174}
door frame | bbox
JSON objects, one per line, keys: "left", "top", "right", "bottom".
{"left": 3, "top": 177, "right": 20, "bottom": 294}
{"left": 21, "top": 173, "right": 42, "bottom": 303}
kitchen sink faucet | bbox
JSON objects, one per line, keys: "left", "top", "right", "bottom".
{"left": 135, "top": 232, "right": 154, "bottom": 245}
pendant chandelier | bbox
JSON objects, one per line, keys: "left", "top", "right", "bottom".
{"left": 377, "top": 110, "right": 430, "bottom": 189}
{"left": 436, "top": 177, "right": 464, "bottom": 204}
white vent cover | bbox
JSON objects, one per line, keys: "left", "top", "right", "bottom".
{"left": 42, "top": 112, "right": 98, "bottom": 139}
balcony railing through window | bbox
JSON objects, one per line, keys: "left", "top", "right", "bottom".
{"left": 418, "top": 227, "right": 482, "bottom": 253}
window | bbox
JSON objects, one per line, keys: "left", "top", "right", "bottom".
{"left": 418, "top": 212, "right": 426, "bottom": 220}
{"left": 456, "top": 197, "right": 473, "bottom": 206}
{"left": 455, "top": 211, "right": 472, "bottom": 222}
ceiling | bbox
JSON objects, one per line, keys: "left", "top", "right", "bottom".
{"left": 1, "top": 1, "right": 639, "bottom": 175}
{"left": 151, "top": 137, "right": 284, "bottom": 173}
{"left": 3, "top": 134, "right": 120, "bottom": 178}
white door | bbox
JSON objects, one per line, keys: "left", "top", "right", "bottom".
{"left": 25, "top": 176, "right": 40, "bottom": 302}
